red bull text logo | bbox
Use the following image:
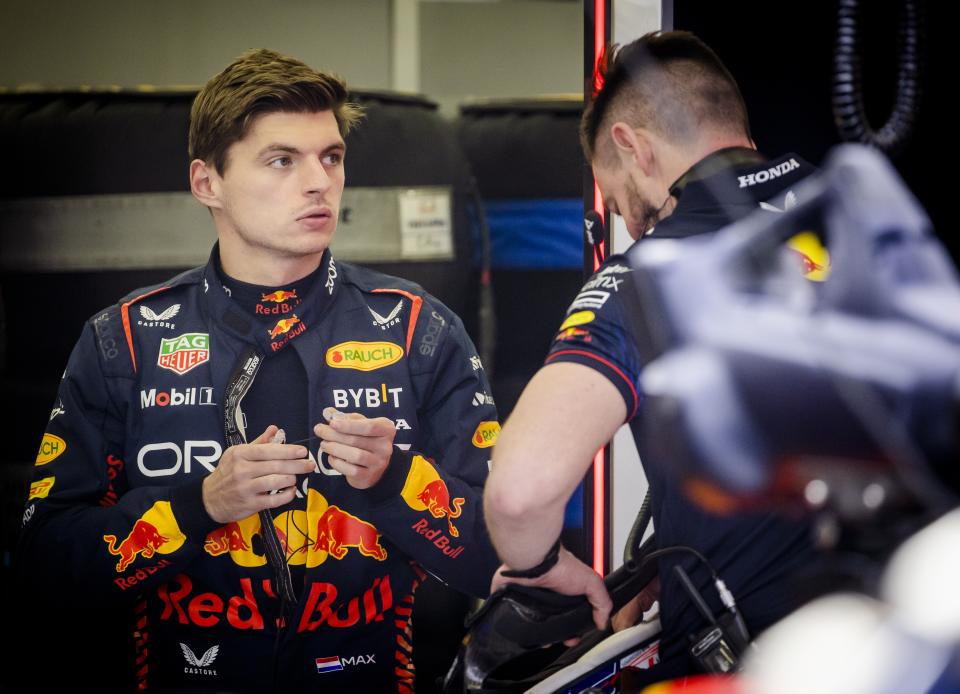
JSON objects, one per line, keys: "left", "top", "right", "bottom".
{"left": 258, "top": 290, "right": 299, "bottom": 316}
{"left": 114, "top": 558, "right": 172, "bottom": 591}
{"left": 158, "top": 333, "right": 210, "bottom": 375}
{"left": 257, "top": 298, "right": 298, "bottom": 316}
{"left": 102, "top": 501, "right": 186, "bottom": 572}
{"left": 325, "top": 341, "right": 403, "bottom": 372}
{"left": 156, "top": 572, "right": 395, "bottom": 633}
{"left": 268, "top": 315, "right": 307, "bottom": 351}
{"left": 400, "top": 456, "right": 466, "bottom": 557}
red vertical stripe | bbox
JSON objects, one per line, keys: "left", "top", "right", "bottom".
{"left": 591, "top": 0, "right": 610, "bottom": 579}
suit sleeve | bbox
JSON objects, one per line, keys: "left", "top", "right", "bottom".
{"left": 363, "top": 305, "right": 500, "bottom": 598}
{"left": 544, "top": 258, "right": 644, "bottom": 421}
{"left": 18, "top": 311, "right": 219, "bottom": 605}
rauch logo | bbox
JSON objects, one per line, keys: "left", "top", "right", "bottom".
{"left": 325, "top": 341, "right": 403, "bottom": 372}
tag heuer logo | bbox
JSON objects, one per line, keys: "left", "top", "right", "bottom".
{"left": 158, "top": 333, "right": 210, "bottom": 375}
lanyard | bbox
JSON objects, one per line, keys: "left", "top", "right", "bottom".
{"left": 222, "top": 347, "right": 297, "bottom": 605}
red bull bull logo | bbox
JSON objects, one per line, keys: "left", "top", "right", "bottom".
{"left": 261, "top": 290, "right": 298, "bottom": 303}
{"left": 103, "top": 501, "right": 186, "bottom": 572}
{"left": 400, "top": 456, "right": 466, "bottom": 551}
{"left": 202, "top": 491, "right": 386, "bottom": 568}
{"left": 104, "top": 519, "right": 169, "bottom": 572}
{"left": 204, "top": 522, "right": 250, "bottom": 556}
{"left": 557, "top": 327, "right": 592, "bottom": 343}
{"left": 416, "top": 479, "right": 464, "bottom": 537}
{"left": 787, "top": 231, "right": 831, "bottom": 282}
{"left": 313, "top": 505, "right": 387, "bottom": 560}
{"left": 268, "top": 315, "right": 301, "bottom": 339}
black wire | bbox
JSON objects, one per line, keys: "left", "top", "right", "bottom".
{"left": 833, "top": 0, "right": 924, "bottom": 157}
{"left": 624, "top": 489, "right": 652, "bottom": 564}
{"left": 638, "top": 544, "right": 720, "bottom": 582}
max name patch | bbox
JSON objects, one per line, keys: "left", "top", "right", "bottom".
{"left": 325, "top": 341, "right": 403, "bottom": 371}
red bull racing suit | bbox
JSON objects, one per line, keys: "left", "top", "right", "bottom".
{"left": 20, "top": 247, "right": 500, "bottom": 692}
{"left": 547, "top": 150, "right": 823, "bottom": 677}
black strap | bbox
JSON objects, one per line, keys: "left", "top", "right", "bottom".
{"left": 500, "top": 539, "right": 562, "bottom": 579}
{"left": 223, "top": 347, "right": 297, "bottom": 605}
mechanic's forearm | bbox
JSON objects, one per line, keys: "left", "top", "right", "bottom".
{"left": 484, "top": 471, "right": 566, "bottom": 569}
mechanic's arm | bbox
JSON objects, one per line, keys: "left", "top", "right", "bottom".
{"left": 485, "top": 362, "right": 625, "bottom": 566}
{"left": 484, "top": 362, "right": 626, "bottom": 629}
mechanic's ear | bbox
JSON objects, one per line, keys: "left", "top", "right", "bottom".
{"left": 611, "top": 122, "right": 654, "bottom": 176}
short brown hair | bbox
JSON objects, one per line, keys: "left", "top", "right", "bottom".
{"left": 581, "top": 31, "right": 751, "bottom": 163}
{"left": 189, "top": 48, "right": 364, "bottom": 174}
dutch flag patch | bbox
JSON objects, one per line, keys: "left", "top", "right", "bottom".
{"left": 315, "top": 656, "right": 343, "bottom": 674}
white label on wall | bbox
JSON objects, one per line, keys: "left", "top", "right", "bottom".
{"left": 398, "top": 189, "right": 453, "bottom": 259}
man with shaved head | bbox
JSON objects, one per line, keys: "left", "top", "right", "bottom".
{"left": 485, "top": 31, "right": 819, "bottom": 683}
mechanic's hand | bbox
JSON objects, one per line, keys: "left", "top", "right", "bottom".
{"left": 202, "top": 425, "right": 313, "bottom": 523}
{"left": 491, "top": 546, "right": 613, "bottom": 640}
{"left": 314, "top": 408, "right": 396, "bottom": 489}
{"left": 611, "top": 575, "right": 660, "bottom": 632}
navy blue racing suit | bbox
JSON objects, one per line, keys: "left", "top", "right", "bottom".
{"left": 20, "top": 246, "right": 500, "bottom": 692}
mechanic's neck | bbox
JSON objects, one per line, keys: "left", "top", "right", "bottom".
{"left": 218, "top": 239, "right": 324, "bottom": 287}
{"left": 665, "top": 133, "right": 757, "bottom": 189}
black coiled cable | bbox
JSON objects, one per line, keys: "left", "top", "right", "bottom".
{"left": 833, "top": 0, "right": 924, "bottom": 157}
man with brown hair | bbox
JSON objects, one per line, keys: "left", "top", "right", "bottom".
{"left": 485, "top": 31, "right": 818, "bottom": 682}
{"left": 21, "top": 48, "right": 499, "bottom": 691}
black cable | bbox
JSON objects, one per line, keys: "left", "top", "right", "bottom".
{"left": 833, "top": 0, "right": 924, "bottom": 157}
{"left": 624, "top": 489, "right": 652, "bottom": 564}
{"left": 637, "top": 543, "right": 750, "bottom": 642}
{"left": 673, "top": 564, "right": 718, "bottom": 626}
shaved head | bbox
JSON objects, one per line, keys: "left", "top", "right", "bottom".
{"left": 581, "top": 31, "right": 751, "bottom": 164}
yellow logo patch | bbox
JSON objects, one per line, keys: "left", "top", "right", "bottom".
{"left": 472, "top": 421, "right": 501, "bottom": 449}
{"left": 559, "top": 311, "right": 595, "bottom": 332}
{"left": 36, "top": 434, "right": 67, "bottom": 466}
{"left": 325, "top": 341, "right": 404, "bottom": 372}
{"left": 787, "top": 232, "right": 831, "bottom": 282}
{"left": 29, "top": 476, "right": 55, "bottom": 500}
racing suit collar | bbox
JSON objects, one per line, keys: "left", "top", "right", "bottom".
{"left": 200, "top": 243, "right": 340, "bottom": 353}
{"left": 671, "top": 151, "right": 815, "bottom": 216}
{"left": 668, "top": 146, "right": 767, "bottom": 200}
